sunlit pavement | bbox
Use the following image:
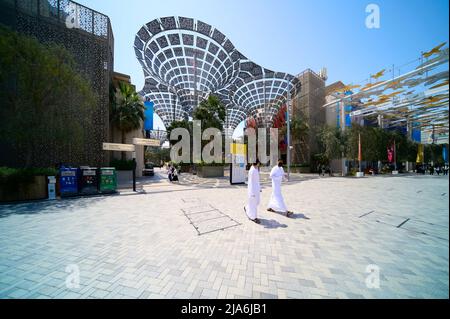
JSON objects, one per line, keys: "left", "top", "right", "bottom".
{"left": 0, "top": 173, "right": 448, "bottom": 299}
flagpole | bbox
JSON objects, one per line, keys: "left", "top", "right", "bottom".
{"left": 394, "top": 139, "right": 397, "bottom": 171}
{"left": 340, "top": 100, "right": 345, "bottom": 176}
{"left": 287, "top": 81, "right": 291, "bottom": 181}
{"left": 357, "top": 132, "right": 362, "bottom": 177}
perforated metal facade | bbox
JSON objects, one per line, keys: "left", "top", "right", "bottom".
{"left": 0, "top": 0, "right": 114, "bottom": 167}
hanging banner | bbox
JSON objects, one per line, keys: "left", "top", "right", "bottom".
{"left": 443, "top": 145, "right": 448, "bottom": 163}
{"left": 144, "top": 101, "right": 154, "bottom": 131}
{"left": 416, "top": 144, "right": 424, "bottom": 163}
{"left": 412, "top": 128, "right": 421, "bottom": 142}
{"left": 387, "top": 142, "right": 394, "bottom": 163}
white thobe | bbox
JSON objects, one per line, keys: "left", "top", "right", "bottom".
{"left": 245, "top": 165, "right": 260, "bottom": 220}
{"left": 267, "top": 166, "right": 288, "bottom": 212}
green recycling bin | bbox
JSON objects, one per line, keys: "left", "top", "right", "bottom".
{"left": 99, "top": 167, "right": 117, "bottom": 193}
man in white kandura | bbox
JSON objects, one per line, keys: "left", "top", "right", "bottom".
{"left": 244, "top": 159, "right": 261, "bottom": 224}
{"left": 267, "top": 160, "right": 293, "bottom": 217}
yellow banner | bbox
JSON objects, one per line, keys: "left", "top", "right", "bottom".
{"left": 230, "top": 143, "right": 246, "bottom": 155}
{"left": 416, "top": 144, "right": 424, "bottom": 163}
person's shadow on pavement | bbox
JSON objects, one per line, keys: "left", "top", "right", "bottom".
{"left": 258, "top": 218, "right": 288, "bottom": 229}
{"left": 290, "top": 213, "right": 310, "bottom": 220}
{"left": 267, "top": 210, "right": 311, "bottom": 220}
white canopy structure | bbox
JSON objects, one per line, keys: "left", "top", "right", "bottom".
{"left": 134, "top": 16, "right": 301, "bottom": 132}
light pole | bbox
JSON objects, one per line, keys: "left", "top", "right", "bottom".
{"left": 340, "top": 100, "right": 346, "bottom": 176}
{"left": 286, "top": 81, "right": 291, "bottom": 181}
{"left": 132, "top": 151, "right": 137, "bottom": 192}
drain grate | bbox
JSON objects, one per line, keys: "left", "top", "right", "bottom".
{"left": 181, "top": 199, "right": 241, "bottom": 236}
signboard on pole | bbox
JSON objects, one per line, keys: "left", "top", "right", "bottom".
{"left": 102, "top": 143, "right": 135, "bottom": 152}
{"left": 132, "top": 138, "right": 160, "bottom": 147}
{"left": 230, "top": 143, "right": 246, "bottom": 185}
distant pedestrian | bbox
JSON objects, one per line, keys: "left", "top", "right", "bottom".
{"left": 167, "top": 164, "right": 173, "bottom": 182}
{"left": 244, "top": 159, "right": 261, "bottom": 224}
{"left": 328, "top": 166, "right": 333, "bottom": 177}
{"left": 172, "top": 167, "right": 179, "bottom": 182}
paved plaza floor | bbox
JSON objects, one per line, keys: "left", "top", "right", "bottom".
{"left": 0, "top": 171, "right": 448, "bottom": 299}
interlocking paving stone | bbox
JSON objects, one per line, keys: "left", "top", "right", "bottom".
{"left": 260, "top": 292, "right": 278, "bottom": 299}
{"left": 0, "top": 173, "right": 448, "bottom": 299}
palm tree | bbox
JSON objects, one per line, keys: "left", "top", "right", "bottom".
{"left": 278, "top": 117, "right": 309, "bottom": 164}
{"left": 111, "top": 82, "right": 145, "bottom": 160}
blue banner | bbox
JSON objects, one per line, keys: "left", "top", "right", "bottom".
{"left": 144, "top": 101, "right": 154, "bottom": 131}
{"left": 412, "top": 129, "right": 421, "bottom": 142}
{"left": 443, "top": 145, "right": 448, "bottom": 163}
{"left": 336, "top": 103, "right": 352, "bottom": 128}
{"left": 344, "top": 105, "right": 352, "bottom": 127}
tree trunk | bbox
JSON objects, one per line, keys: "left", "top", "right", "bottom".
{"left": 121, "top": 130, "right": 126, "bottom": 161}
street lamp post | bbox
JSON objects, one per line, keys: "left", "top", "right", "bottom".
{"left": 132, "top": 152, "right": 137, "bottom": 192}
{"left": 340, "top": 100, "right": 346, "bottom": 176}
{"left": 287, "top": 81, "right": 291, "bottom": 181}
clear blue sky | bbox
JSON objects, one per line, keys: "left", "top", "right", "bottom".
{"left": 76, "top": 0, "right": 449, "bottom": 132}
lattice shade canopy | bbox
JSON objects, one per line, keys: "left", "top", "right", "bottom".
{"left": 135, "top": 16, "right": 300, "bottom": 131}
{"left": 326, "top": 43, "right": 449, "bottom": 144}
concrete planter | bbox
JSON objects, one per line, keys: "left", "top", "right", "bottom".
{"left": 197, "top": 166, "right": 224, "bottom": 178}
{"left": 356, "top": 172, "right": 364, "bottom": 178}
{"left": 299, "top": 166, "right": 310, "bottom": 173}
{"left": 289, "top": 167, "right": 310, "bottom": 173}
{"left": 179, "top": 165, "right": 194, "bottom": 174}
{"left": 0, "top": 176, "right": 47, "bottom": 202}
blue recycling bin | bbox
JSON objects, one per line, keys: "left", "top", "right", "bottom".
{"left": 59, "top": 167, "right": 79, "bottom": 197}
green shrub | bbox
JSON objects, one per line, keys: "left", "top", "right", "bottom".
{"left": 0, "top": 26, "right": 96, "bottom": 168}
{"left": 0, "top": 167, "right": 57, "bottom": 185}
{"left": 109, "top": 159, "right": 135, "bottom": 170}
{"left": 380, "top": 165, "right": 391, "bottom": 174}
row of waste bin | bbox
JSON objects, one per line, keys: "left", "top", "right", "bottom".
{"left": 59, "top": 166, "right": 117, "bottom": 197}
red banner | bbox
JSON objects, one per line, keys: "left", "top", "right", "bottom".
{"left": 387, "top": 143, "right": 394, "bottom": 163}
